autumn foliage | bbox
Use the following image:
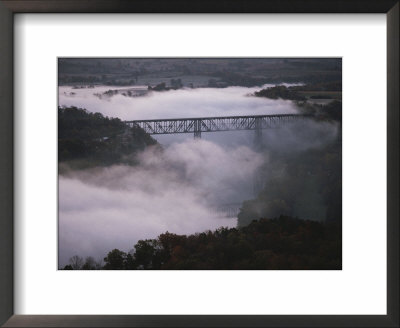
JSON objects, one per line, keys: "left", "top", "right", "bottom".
{"left": 65, "top": 216, "right": 341, "bottom": 270}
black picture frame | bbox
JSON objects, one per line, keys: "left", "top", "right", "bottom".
{"left": 0, "top": 1, "right": 398, "bottom": 327}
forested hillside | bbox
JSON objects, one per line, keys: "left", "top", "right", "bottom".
{"left": 64, "top": 216, "right": 341, "bottom": 270}
{"left": 58, "top": 106, "right": 157, "bottom": 167}
{"left": 238, "top": 140, "right": 341, "bottom": 227}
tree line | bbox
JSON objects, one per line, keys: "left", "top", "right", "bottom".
{"left": 63, "top": 216, "right": 341, "bottom": 270}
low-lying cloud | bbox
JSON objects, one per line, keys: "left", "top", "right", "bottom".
{"left": 59, "top": 85, "right": 299, "bottom": 120}
{"left": 260, "top": 119, "right": 340, "bottom": 153}
{"left": 59, "top": 139, "right": 263, "bottom": 267}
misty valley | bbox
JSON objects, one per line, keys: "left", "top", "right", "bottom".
{"left": 58, "top": 58, "right": 342, "bottom": 270}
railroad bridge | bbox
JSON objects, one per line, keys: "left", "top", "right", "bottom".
{"left": 125, "top": 113, "right": 313, "bottom": 218}
{"left": 125, "top": 113, "right": 311, "bottom": 141}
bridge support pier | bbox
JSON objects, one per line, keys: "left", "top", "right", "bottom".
{"left": 254, "top": 117, "right": 262, "bottom": 149}
{"left": 253, "top": 170, "right": 264, "bottom": 196}
{"left": 194, "top": 119, "right": 201, "bottom": 139}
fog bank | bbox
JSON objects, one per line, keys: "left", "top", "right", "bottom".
{"left": 59, "top": 139, "right": 263, "bottom": 267}
{"left": 59, "top": 85, "right": 299, "bottom": 121}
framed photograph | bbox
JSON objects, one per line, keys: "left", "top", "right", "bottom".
{"left": 0, "top": 1, "right": 398, "bottom": 327}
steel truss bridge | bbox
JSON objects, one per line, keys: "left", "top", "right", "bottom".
{"left": 125, "top": 114, "right": 311, "bottom": 139}
{"left": 125, "top": 114, "right": 312, "bottom": 218}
